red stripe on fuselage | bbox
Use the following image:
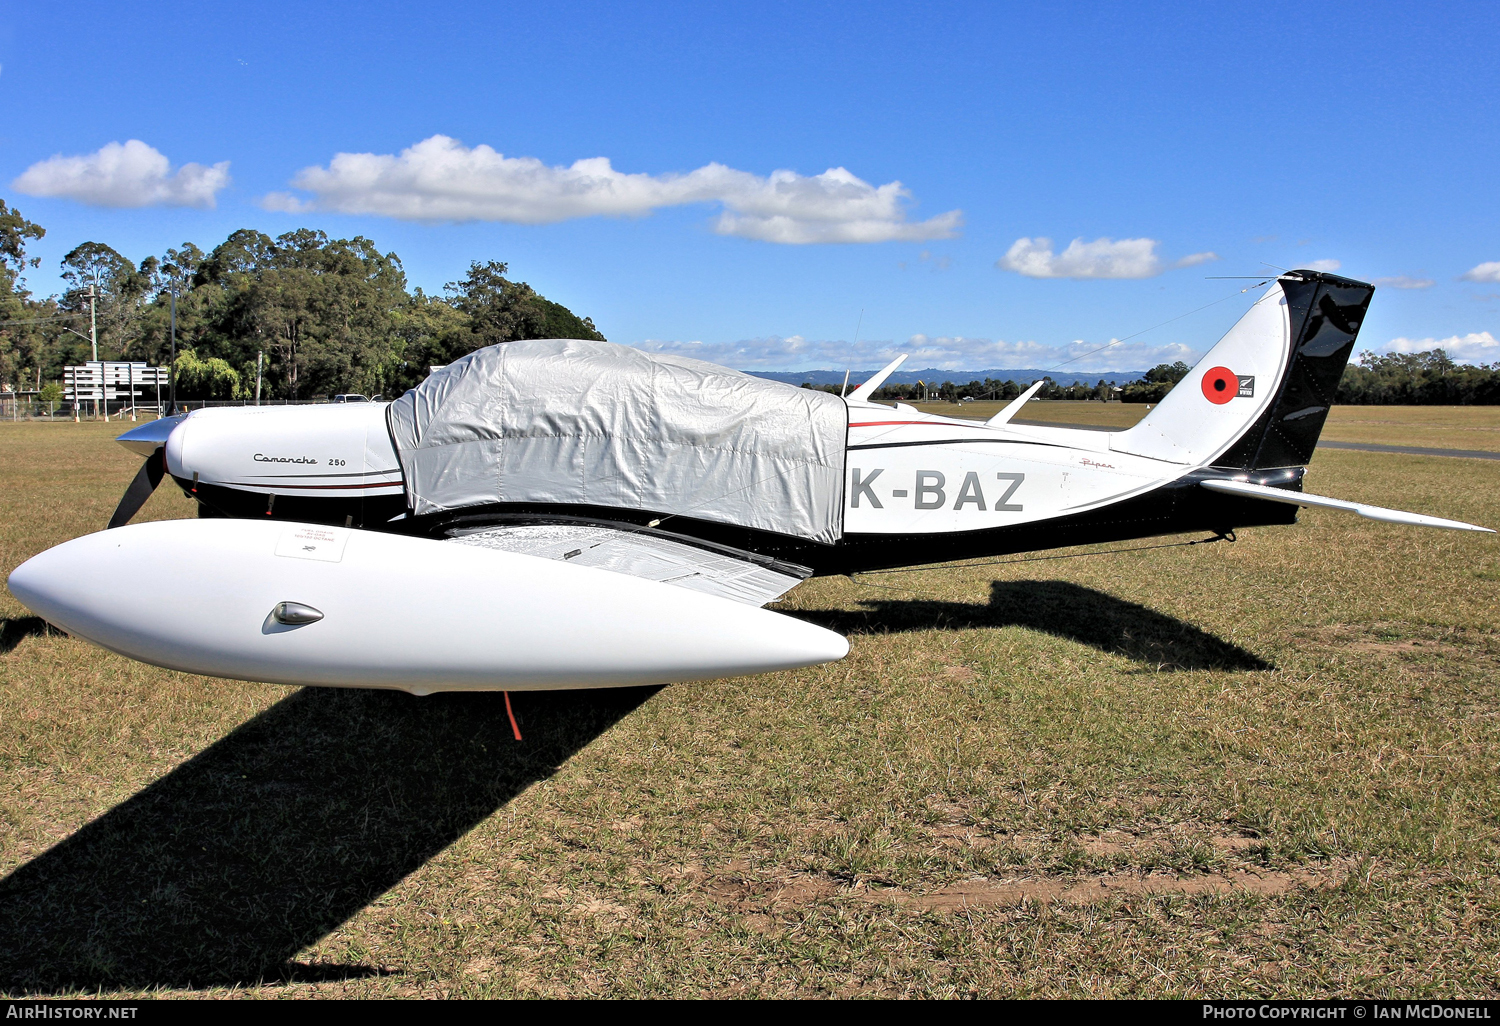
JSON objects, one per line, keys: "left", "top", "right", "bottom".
{"left": 217, "top": 480, "right": 402, "bottom": 491}
{"left": 848, "top": 420, "right": 988, "bottom": 428}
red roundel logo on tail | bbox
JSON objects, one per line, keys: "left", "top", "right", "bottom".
{"left": 1201, "top": 366, "right": 1238, "bottom": 404}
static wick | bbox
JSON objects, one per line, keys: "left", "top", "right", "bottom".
{"left": 503, "top": 690, "right": 523, "bottom": 741}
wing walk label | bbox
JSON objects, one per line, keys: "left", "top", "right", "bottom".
{"left": 274, "top": 525, "right": 350, "bottom": 562}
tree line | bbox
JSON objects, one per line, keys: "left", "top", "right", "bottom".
{"left": 802, "top": 378, "right": 1118, "bottom": 401}
{"left": 0, "top": 198, "right": 605, "bottom": 401}
{"left": 1116, "top": 351, "right": 1500, "bottom": 405}
{"left": 803, "top": 347, "right": 1500, "bottom": 408}
{"left": 1334, "top": 350, "right": 1500, "bottom": 405}
{"left": 1123, "top": 353, "right": 1500, "bottom": 405}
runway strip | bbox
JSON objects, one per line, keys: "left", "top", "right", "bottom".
{"left": 1315, "top": 440, "right": 1500, "bottom": 461}
{"left": 1009, "top": 419, "right": 1500, "bottom": 461}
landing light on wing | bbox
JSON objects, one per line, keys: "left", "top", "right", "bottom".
{"left": 1200, "top": 478, "right": 1494, "bottom": 533}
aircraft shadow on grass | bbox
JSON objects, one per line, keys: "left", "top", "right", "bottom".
{"left": 0, "top": 617, "right": 58, "bottom": 655}
{"left": 0, "top": 686, "right": 659, "bottom": 994}
{"left": 792, "top": 579, "right": 1272, "bottom": 672}
{"left": 0, "top": 582, "right": 1262, "bottom": 993}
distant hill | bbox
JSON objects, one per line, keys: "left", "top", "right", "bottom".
{"left": 746, "top": 367, "right": 1146, "bottom": 388}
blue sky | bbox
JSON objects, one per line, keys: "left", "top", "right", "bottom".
{"left": 3, "top": 1, "right": 1498, "bottom": 371}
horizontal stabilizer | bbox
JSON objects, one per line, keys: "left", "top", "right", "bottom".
{"left": 1200, "top": 478, "right": 1495, "bottom": 533}
{"left": 449, "top": 524, "right": 811, "bottom": 605}
{"left": 986, "top": 380, "right": 1045, "bottom": 427}
{"left": 847, "top": 354, "right": 908, "bottom": 403}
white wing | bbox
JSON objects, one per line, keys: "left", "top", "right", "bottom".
{"left": 448, "top": 524, "right": 811, "bottom": 605}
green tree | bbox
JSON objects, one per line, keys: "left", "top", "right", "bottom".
{"left": 434, "top": 260, "right": 605, "bottom": 365}
{"left": 1337, "top": 349, "right": 1500, "bottom": 405}
{"left": 187, "top": 229, "right": 409, "bottom": 398}
{"left": 388, "top": 287, "right": 468, "bottom": 394}
{"left": 0, "top": 199, "right": 45, "bottom": 287}
{"left": 173, "top": 348, "right": 242, "bottom": 400}
{"left": 1121, "top": 361, "right": 1191, "bottom": 403}
{"left": 5, "top": 217, "right": 609, "bottom": 402}
{"left": 58, "top": 241, "right": 154, "bottom": 363}
{"left": 1144, "top": 361, "right": 1191, "bottom": 384}
{"left": 0, "top": 200, "right": 53, "bottom": 392}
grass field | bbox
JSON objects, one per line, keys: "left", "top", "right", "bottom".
{"left": 2, "top": 414, "right": 1499, "bottom": 998}
{"left": 911, "top": 399, "right": 1146, "bottom": 429}
{"left": 1318, "top": 407, "right": 1500, "bottom": 452}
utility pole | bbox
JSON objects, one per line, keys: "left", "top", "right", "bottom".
{"left": 88, "top": 283, "right": 106, "bottom": 421}
{"left": 88, "top": 283, "right": 97, "bottom": 361}
{"left": 255, "top": 351, "right": 263, "bottom": 406}
{"left": 167, "top": 284, "right": 178, "bottom": 415}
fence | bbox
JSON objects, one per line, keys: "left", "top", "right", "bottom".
{"left": 0, "top": 396, "right": 337, "bottom": 421}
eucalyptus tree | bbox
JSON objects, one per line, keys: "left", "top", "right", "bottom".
{"left": 5, "top": 210, "right": 611, "bottom": 402}
{"left": 58, "top": 241, "right": 153, "bottom": 363}
{"left": 438, "top": 260, "right": 605, "bottom": 364}
{"left": 0, "top": 200, "right": 49, "bottom": 390}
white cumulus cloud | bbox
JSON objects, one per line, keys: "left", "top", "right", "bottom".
{"left": 1304, "top": 259, "right": 1341, "bottom": 272}
{"left": 995, "top": 237, "right": 1213, "bottom": 279}
{"left": 1174, "top": 251, "right": 1220, "bottom": 269}
{"left": 266, "top": 135, "right": 960, "bottom": 244}
{"left": 1460, "top": 261, "right": 1500, "bottom": 284}
{"left": 260, "top": 191, "right": 310, "bottom": 214}
{"left": 1373, "top": 276, "right": 1435, "bottom": 289}
{"left": 13, "top": 140, "right": 230, "bottom": 209}
{"left": 630, "top": 334, "right": 1199, "bottom": 373}
{"left": 1378, "top": 332, "right": 1499, "bottom": 365}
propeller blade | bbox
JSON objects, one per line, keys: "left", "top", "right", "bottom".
{"left": 108, "top": 448, "right": 166, "bottom": 530}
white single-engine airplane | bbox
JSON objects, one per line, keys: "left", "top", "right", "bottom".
{"left": 8, "top": 270, "right": 1493, "bottom": 694}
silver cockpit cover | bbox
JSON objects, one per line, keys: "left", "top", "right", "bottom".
{"left": 387, "top": 339, "right": 848, "bottom": 543}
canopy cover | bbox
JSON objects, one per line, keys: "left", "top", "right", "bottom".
{"left": 387, "top": 339, "right": 848, "bottom": 543}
